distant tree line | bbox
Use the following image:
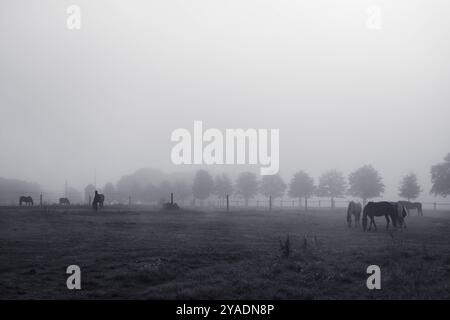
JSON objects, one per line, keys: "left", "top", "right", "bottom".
{"left": 2, "top": 154, "right": 449, "bottom": 206}
{"left": 78, "top": 153, "right": 450, "bottom": 206}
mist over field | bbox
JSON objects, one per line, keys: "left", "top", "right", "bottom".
{"left": 1, "top": 0, "right": 450, "bottom": 200}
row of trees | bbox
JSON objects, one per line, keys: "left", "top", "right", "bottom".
{"left": 79, "top": 153, "right": 450, "bottom": 206}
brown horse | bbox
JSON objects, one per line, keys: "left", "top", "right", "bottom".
{"left": 59, "top": 197, "right": 70, "bottom": 205}
{"left": 362, "top": 202, "right": 398, "bottom": 231}
{"left": 398, "top": 201, "right": 423, "bottom": 216}
{"left": 92, "top": 191, "right": 105, "bottom": 211}
{"left": 347, "top": 201, "right": 362, "bottom": 228}
{"left": 19, "top": 196, "right": 33, "bottom": 206}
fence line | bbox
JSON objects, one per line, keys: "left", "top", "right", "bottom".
{"left": 1, "top": 190, "right": 450, "bottom": 211}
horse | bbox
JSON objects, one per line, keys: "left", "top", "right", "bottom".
{"left": 347, "top": 201, "right": 362, "bottom": 228}
{"left": 398, "top": 201, "right": 423, "bottom": 216}
{"left": 92, "top": 191, "right": 105, "bottom": 211}
{"left": 390, "top": 202, "right": 408, "bottom": 229}
{"left": 19, "top": 196, "right": 33, "bottom": 206}
{"left": 362, "top": 201, "right": 398, "bottom": 231}
{"left": 59, "top": 197, "right": 70, "bottom": 205}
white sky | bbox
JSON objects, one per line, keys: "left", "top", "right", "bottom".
{"left": 1, "top": 0, "right": 449, "bottom": 201}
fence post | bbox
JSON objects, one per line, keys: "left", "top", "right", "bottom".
{"left": 226, "top": 194, "right": 229, "bottom": 212}
{"left": 434, "top": 202, "right": 437, "bottom": 211}
{"left": 40, "top": 194, "right": 43, "bottom": 207}
{"left": 269, "top": 196, "right": 272, "bottom": 211}
{"left": 170, "top": 193, "right": 174, "bottom": 205}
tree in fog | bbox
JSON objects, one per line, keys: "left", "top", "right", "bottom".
{"left": 213, "top": 173, "right": 233, "bottom": 206}
{"left": 66, "top": 187, "right": 82, "bottom": 204}
{"left": 398, "top": 173, "right": 422, "bottom": 201}
{"left": 348, "top": 165, "right": 384, "bottom": 205}
{"left": 235, "top": 172, "right": 259, "bottom": 206}
{"left": 141, "top": 183, "right": 159, "bottom": 204}
{"left": 0, "top": 177, "right": 41, "bottom": 204}
{"left": 316, "top": 170, "right": 346, "bottom": 208}
{"left": 103, "top": 182, "right": 116, "bottom": 204}
{"left": 259, "top": 174, "right": 286, "bottom": 203}
{"left": 431, "top": 153, "right": 450, "bottom": 197}
{"left": 173, "top": 179, "right": 191, "bottom": 203}
{"left": 288, "top": 171, "right": 315, "bottom": 209}
{"left": 157, "top": 180, "right": 172, "bottom": 203}
{"left": 192, "top": 170, "right": 214, "bottom": 205}
{"left": 84, "top": 184, "right": 95, "bottom": 204}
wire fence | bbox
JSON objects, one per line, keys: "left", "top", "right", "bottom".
{"left": 1, "top": 191, "right": 450, "bottom": 212}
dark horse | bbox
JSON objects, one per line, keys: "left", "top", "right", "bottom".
{"left": 92, "top": 190, "right": 105, "bottom": 211}
{"left": 19, "top": 196, "right": 33, "bottom": 206}
{"left": 362, "top": 202, "right": 399, "bottom": 231}
{"left": 59, "top": 197, "right": 70, "bottom": 205}
{"left": 398, "top": 201, "right": 423, "bottom": 216}
{"left": 347, "top": 201, "right": 362, "bottom": 228}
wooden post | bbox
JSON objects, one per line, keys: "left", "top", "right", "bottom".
{"left": 269, "top": 196, "right": 272, "bottom": 211}
{"left": 39, "top": 194, "right": 43, "bottom": 207}
{"left": 170, "top": 193, "right": 174, "bottom": 205}
{"left": 434, "top": 202, "right": 437, "bottom": 211}
{"left": 226, "top": 194, "right": 229, "bottom": 212}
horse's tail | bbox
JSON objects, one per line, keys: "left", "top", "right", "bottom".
{"left": 362, "top": 204, "right": 369, "bottom": 231}
{"left": 346, "top": 202, "right": 353, "bottom": 227}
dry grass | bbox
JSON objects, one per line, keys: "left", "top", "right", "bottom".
{"left": 0, "top": 206, "right": 449, "bottom": 299}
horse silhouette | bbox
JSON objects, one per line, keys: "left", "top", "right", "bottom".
{"left": 398, "top": 201, "right": 423, "bottom": 216}
{"left": 19, "top": 196, "right": 33, "bottom": 206}
{"left": 59, "top": 197, "right": 70, "bottom": 205}
{"left": 92, "top": 190, "right": 105, "bottom": 211}
{"left": 347, "top": 201, "right": 362, "bottom": 228}
{"left": 362, "top": 201, "right": 398, "bottom": 231}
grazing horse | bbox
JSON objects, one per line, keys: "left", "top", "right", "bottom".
{"left": 59, "top": 197, "right": 70, "bottom": 205}
{"left": 398, "top": 201, "right": 423, "bottom": 216}
{"left": 390, "top": 202, "right": 408, "bottom": 229}
{"left": 347, "top": 201, "right": 362, "bottom": 228}
{"left": 92, "top": 191, "right": 105, "bottom": 211}
{"left": 19, "top": 196, "right": 33, "bottom": 206}
{"left": 362, "top": 202, "right": 398, "bottom": 231}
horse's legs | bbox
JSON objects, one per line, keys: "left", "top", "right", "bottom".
{"left": 372, "top": 218, "right": 377, "bottom": 231}
{"left": 385, "top": 215, "right": 390, "bottom": 230}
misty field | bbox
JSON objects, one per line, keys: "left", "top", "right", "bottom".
{"left": 0, "top": 206, "right": 449, "bottom": 299}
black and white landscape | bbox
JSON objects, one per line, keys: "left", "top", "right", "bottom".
{"left": 0, "top": 0, "right": 450, "bottom": 300}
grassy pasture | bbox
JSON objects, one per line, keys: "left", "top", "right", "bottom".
{"left": 0, "top": 206, "right": 449, "bottom": 299}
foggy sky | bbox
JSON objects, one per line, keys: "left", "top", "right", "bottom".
{"left": 1, "top": 0, "right": 449, "bottom": 201}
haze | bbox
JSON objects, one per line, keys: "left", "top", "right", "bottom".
{"left": 1, "top": 0, "right": 449, "bottom": 201}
